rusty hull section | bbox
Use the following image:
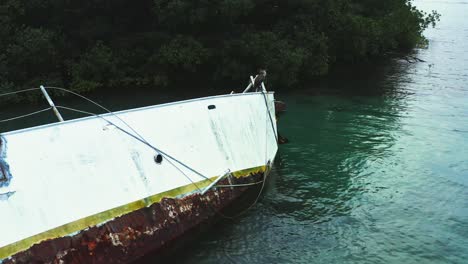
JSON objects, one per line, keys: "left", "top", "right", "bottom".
{"left": 4, "top": 172, "right": 264, "bottom": 264}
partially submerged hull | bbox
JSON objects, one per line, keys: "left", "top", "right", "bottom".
{"left": 0, "top": 92, "right": 278, "bottom": 263}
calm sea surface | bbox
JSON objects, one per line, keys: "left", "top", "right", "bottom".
{"left": 152, "top": 1, "right": 468, "bottom": 263}
{"left": 1, "top": 0, "right": 467, "bottom": 263}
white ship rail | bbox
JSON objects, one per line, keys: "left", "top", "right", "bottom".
{"left": 0, "top": 73, "right": 272, "bottom": 136}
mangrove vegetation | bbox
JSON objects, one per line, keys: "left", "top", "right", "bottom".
{"left": 0, "top": 0, "right": 439, "bottom": 101}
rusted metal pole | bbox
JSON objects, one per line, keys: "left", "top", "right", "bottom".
{"left": 40, "top": 85, "right": 64, "bottom": 122}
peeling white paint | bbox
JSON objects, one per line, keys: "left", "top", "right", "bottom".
{"left": 108, "top": 233, "right": 123, "bottom": 247}
{"left": 179, "top": 204, "right": 192, "bottom": 213}
{"left": 144, "top": 229, "right": 156, "bottom": 236}
{"left": 56, "top": 249, "right": 76, "bottom": 261}
{"left": 168, "top": 211, "right": 176, "bottom": 219}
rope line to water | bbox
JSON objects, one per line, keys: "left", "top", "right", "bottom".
{"left": 225, "top": 89, "right": 276, "bottom": 218}
{"left": 214, "top": 89, "right": 274, "bottom": 219}
{"left": 215, "top": 181, "right": 264, "bottom": 188}
{"left": 216, "top": 162, "right": 270, "bottom": 220}
{"left": 0, "top": 107, "right": 52, "bottom": 123}
{"left": 261, "top": 90, "right": 278, "bottom": 143}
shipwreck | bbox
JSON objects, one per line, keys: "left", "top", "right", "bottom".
{"left": 0, "top": 76, "right": 279, "bottom": 263}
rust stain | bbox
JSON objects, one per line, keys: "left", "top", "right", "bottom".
{"left": 274, "top": 101, "right": 288, "bottom": 145}
{"left": 3, "top": 171, "right": 264, "bottom": 264}
{"left": 274, "top": 101, "right": 286, "bottom": 116}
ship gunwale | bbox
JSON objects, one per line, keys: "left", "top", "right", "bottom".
{"left": 2, "top": 91, "right": 275, "bottom": 136}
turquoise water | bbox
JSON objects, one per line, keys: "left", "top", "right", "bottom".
{"left": 151, "top": 1, "right": 468, "bottom": 263}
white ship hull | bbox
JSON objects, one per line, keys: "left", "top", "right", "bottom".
{"left": 0, "top": 91, "right": 278, "bottom": 263}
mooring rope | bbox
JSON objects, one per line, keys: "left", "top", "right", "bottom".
{"left": 260, "top": 90, "right": 278, "bottom": 143}
{"left": 215, "top": 181, "right": 264, "bottom": 188}
{"left": 213, "top": 88, "right": 274, "bottom": 219}
{"left": 45, "top": 87, "right": 151, "bottom": 147}
{"left": 0, "top": 87, "right": 41, "bottom": 97}
{"left": 55, "top": 105, "right": 211, "bottom": 182}
{"left": 0, "top": 88, "right": 48, "bottom": 123}
{"left": 0, "top": 107, "right": 53, "bottom": 123}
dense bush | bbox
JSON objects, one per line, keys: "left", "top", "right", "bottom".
{"left": 0, "top": 0, "right": 439, "bottom": 101}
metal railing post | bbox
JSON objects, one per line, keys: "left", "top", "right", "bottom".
{"left": 40, "top": 85, "right": 64, "bottom": 122}
{"left": 243, "top": 75, "right": 256, "bottom": 93}
{"left": 243, "top": 75, "right": 268, "bottom": 93}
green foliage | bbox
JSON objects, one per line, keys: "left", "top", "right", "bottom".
{"left": 71, "top": 42, "right": 120, "bottom": 92}
{"left": 157, "top": 36, "right": 209, "bottom": 73}
{"left": 154, "top": 0, "right": 255, "bottom": 33}
{"left": 0, "top": 26, "right": 64, "bottom": 102}
{"left": 0, "top": 0, "right": 440, "bottom": 101}
{"left": 5, "top": 28, "right": 62, "bottom": 84}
